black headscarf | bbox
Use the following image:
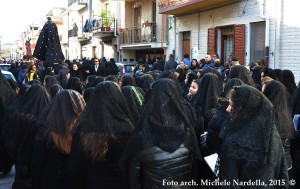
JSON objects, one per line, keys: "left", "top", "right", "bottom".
{"left": 83, "top": 87, "right": 95, "bottom": 103}
{"left": 49, "top": 84, "right": 63, "bottom": 98}
{"left": 66, "top": 77, "right": 84, "bottom": 94}
{"left": 33, "top": 17, "right": 65, "bottom": 62}
{"left": 84, "top": 75, "right": 97, "bottom": 89}
{"left": 138, "top": 74, "right": 154, "bottom": 94}
{"left": 263, "top": 80, "right": 294, "bottom": 139}
{"left": 60, "top": 78, "right": 68, "bottom": 89}
{"left": 290, "top": 81, "right": 300, "bottom": 116}
{"left": 121, "top": 86, "right": 144, "bottom": 125}
{"left": 222, "top": 78, "right": 244, "bottom": 97}
{"left": 121, "top": 76, "right": 137, "bottom": 87}
{"left": 122, "top": 79, "right": 201, "bottom": 160}
{"left": 38, "top": 90, "right": 86, "bottom": 136}
{"left": 229, "top": 65, "right": 253, "bottom": 85}
{"left": 2, "top": 84, "right": 50, "bottom": 157}
{"left": 280, "top": 69, "right": 296, "bottom": 100}
{"left": 90, "top": 76, "right": 104, "bottom": 87}
{"left": 251, "top": 66, "right": 263, "bottom": 91}
{"left": 0, "top": 71, "right": 17, "bottom": 122}
{"left": 204, "top": 67, "right": 223, "bottom": 91}
{"left": 44, "top": 75, "right": 59, "bottom": 91}
{"left": 261, "top": 67, "right": 277, "bottom": 80}
{"left": 223, "top": 85, "right": 274, "bottom": 166}
{"left": 191, "top": 73, "right": 220, "bottom": 116}
{"left": 75, "top": 81, "right": 133, "bottom": 135}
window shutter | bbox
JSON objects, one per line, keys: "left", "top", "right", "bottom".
{"left": 234, "top": 24, "right": 245, "bottom": 65}
{"left": 207, "top": 27, "right": 217, "bottom": 55}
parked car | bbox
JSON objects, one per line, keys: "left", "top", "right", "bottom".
{"left": 1, "top": 70, "right": 16, "bottom": 81}
{"left": 116, "top": 61, "right": 138, "bottom": 76}
{"left": 0, "top": 64, "right": 12, "bottom": 71}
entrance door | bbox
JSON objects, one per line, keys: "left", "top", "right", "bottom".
{"left": 182, "top": 31, "right": 190, "bottom": 60}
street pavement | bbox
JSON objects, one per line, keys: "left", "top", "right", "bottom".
{"left": 0, "top": 166, "right": 14, "bottom": 189}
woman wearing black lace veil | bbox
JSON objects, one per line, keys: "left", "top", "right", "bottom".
{"left": 3, "top": 84, "right": 50, "bottom": 189}
{"left": 263, "top": 80, "right": 294, "bottom": 178}
{"left": 191, "top": 73, "right": 221, "bottom": 131}
{"left": 44, "top": 75, "right": 59, "bottom": 92}
{"left": 66, "top": 77, "right": 84, "bottom": 94}
{"left": 0, "top": 71, "right": 17, "bottom": 174}
{"left": 69, "top": 81, "right": 134, "bottom": 189}
{"left": 229, "top": 65, "right": 253, "bottom": 86}
{"left": 121, "top": 79, "right": 201, "bottom": 189}
{"left": 220, "top": 85, "right": 288, "bottom": 188}
{"left": 137, "top": 74, "right": 154, "bottom": 93}
{"left": 121, "top": 86, "right": 144, "bottom": 125}
{"left": 251, "top": 66, "right": 263, "bottom": 91}
{"left": 31, "top": 90, "right": 86, "bottom": 189}
{"left": 49, "top": 84, "right": 63, "bottom": 98}
{"left": 120, "top": 75, "right": 137, "bottom": 87}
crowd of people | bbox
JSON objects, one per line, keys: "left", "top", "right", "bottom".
{"left": 0, "top": 54, "right": 300, "bottom": 189}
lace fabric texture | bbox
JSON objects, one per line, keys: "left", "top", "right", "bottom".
{"left": 222, "top": 85, "right": 274, "bottom": 166}
{"left": 123, "top": 79, "right": 201, "bottom": 161}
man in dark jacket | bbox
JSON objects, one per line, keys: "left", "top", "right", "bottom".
{"left": 164, "top": 54, "right": 177, "bottom": 71}
{"left": 88, "top": 58, "right": 104, "bottom": 76}
{"left": 152, "top": 57, "right": 164, "bottom": 71}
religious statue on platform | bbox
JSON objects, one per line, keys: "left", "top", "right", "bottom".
{"left": 25, "top": 38, "right": 32, "bottom": 56}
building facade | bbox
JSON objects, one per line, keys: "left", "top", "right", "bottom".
{"left": 159, "top": 0, "right": 300, "bottom": 81}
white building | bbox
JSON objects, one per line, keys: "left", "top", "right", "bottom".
{"left": 159, "top": 0, "right": 300, "bottom": 82}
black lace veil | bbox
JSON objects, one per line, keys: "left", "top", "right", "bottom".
{"left": 123, "top": 79, "right": 201, "bottom": 160}
{"left": 75, "top": 81, "right": 133, "bottom": 135}
{"left": 223, "top": 85, "right": 274, "bottom": 166}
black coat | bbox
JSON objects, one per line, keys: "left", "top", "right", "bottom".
{"left": 126, "top": 140, "right": 193, "bottom": 189}
{"left": 152, "top": 60, "right": 164, "bottom": 71}
{"left": 33, "top": 19, "right": 65, "bottom": 62}
{"left": 32, "top": 129, "right": 84, "bottom": 189}
{"left": 69, "top": 134, "right": 128, "bottom": 189}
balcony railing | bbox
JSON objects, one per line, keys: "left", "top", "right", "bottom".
{"left": 120, "top": 23, "right": 156, "bottom": 45}
{"left": 68, "top": 0, "right": 87, "bottom": 7}
{"left": 91, "top": 17, "right": 115, "bottom": 33}
{"left": 68, "top": 29, "right": 78, "bottom": 37}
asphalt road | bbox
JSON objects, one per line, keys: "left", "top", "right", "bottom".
{"left": 0, "top": 166, "right": 14, "bottom": 189}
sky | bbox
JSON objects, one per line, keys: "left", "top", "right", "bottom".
{"left": 0, "top": 0, "right": 67, "bottom": 44}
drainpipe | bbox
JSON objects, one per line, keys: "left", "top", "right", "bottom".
{"left": 161, "top": 14, "right": 165, "bottom": 54}
{"left": 88, "top": 0, "right": 92, "bottom": 18}
{"left": 260, "top": 0, "right": 270, "bottom": 68}
{"left": 198, "top": 12, "right": 200, "bottom": 50}
{"left": 274, "top": 0, "right": 282, "bottom": 69}
{"left": 174, "top": 16, "right": 176, "bottom": 58}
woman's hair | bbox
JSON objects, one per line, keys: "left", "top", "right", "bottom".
{"left": 49, "top": 119, "right": 77, "bottom": 154}
{"left": 77, "top": 81, "right": 133, "bottom": 161}
{"left": 24, "top": 64, "right": 36, "bottom": 76}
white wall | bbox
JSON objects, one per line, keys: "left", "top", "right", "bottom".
{"left": 166, "top": 0, "right": 300, "bottom": 82}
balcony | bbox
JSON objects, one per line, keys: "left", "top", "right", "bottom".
{"left": 120, "top": 23, "right": 157, "bottom": 45}
{"left": 91, "top": 17, "right": 116, "bottom": 38}
{"left": 158, "top": 0, "right": 240, "bottom": 16}
{"left": 68, "top": 27, "right": 89, "bottom": 42}
{"left": 68, "top": 0, "right": 87, "bottom": 11}
{"left": 68, "top": 29, "right": 78, "bottom": 37}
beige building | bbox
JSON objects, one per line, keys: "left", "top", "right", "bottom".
{"left": 62, "top": 0, "right": 168, "bottom": 63}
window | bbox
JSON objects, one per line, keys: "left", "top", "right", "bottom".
{"left": 250, "top": 22, "right": 265, "bottom": 62}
